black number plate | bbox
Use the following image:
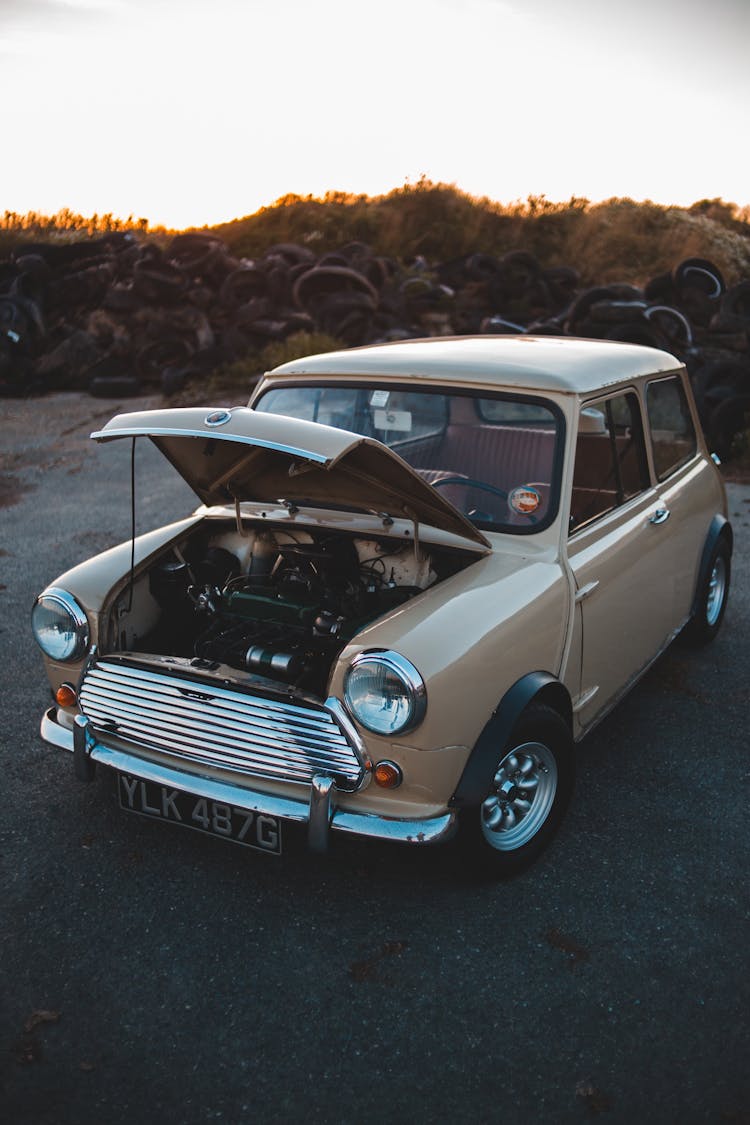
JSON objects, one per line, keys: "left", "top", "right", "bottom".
{"left": 118, "top": 773, "right": 282, "bottom": 854}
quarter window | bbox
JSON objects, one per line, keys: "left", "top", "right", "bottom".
{"left": 570, "top": 392, "right": 649, "bottom": 533}
{"left": 646, "top": 376, "right": 697, "bottom": 481}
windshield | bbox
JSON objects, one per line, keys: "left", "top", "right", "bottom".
{"left": 254, "top": 383, "right": 563, "bottom": 533}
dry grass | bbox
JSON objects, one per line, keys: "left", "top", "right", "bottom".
{"left": 4, "top": 185, "right": 749, "bottom": 288}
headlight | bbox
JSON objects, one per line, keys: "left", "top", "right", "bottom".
{"left": 31, "top": 588, "right": 89, "bottom": 662}
{"left": 344, "top": 651, "right": 426, "bottom": 736}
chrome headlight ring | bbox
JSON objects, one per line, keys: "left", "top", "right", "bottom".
{"left": 31, "top": 587, "right": 90, "bottom": 662}
{"left": 344, "top": 650, "right": 427, "bottom": 737}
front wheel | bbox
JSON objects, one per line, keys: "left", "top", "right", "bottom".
{"left": 458, "top": 704, "right": 575, "bottom": 878}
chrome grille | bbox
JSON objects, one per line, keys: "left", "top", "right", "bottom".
{"left": 79, "top": 660, "right": 365, "bottom": 790}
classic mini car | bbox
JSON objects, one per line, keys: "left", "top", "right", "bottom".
{"left": 32, "top": 337, "right": 732, "bottom": 873}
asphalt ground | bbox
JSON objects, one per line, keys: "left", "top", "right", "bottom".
{"left": 1, "top": 393, "right": 748, "bottom": 1125}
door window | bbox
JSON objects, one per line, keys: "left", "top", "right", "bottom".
{"left": 569, "top": 392, "right": 649, "bottom": 533}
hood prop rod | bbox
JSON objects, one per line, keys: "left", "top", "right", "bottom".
{"left": 233, "top": 492, "right": 247, "bottom": 537}
{"left": 126, "top": 437, "right": 136, "bottom": 611}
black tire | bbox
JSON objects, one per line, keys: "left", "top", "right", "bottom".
{"left": 644, "top": 271, "right": 678, "bottom": 304}
{"left": 293, "top": 266, "right": 378, "bottom": 312}
{"left": 690, "top": 358, "right": 749, "bottom": 427}
{"left": 714, "top": 281, "right": 750, "bottom": 333}
{"left": 564, "top": 286, "right": 622, "bottom": 333}
{"left": 499, "top": 252, "right": 539, "bottom": 290}
{"left": 133, "top": 259, "right": 187, "bottom": 303}
{"left": 605, "top": 321, "right": 663, "bottom": 348}
{"left": 681, "top": 537, "right": 731, "bottom": 646}
{"left": 673, "top": 257, "right": 725, "bottom": 300}
{"left": 707, "top": 391, "right": 750, "bottom": 461}
{"left": 465, "top": 253, "right": 502, "bottom": 282}
{"left": 542, "top": 265, "right": 579, "bottom": 308}
{"left": 643, "top": 304, "right": 693, "bottom": 349}
{"left": 136, "top": 338, "right": 193, "bottom": 382}
{"left": 457, "top": 704, "right": 574, "bottom": 878}
{"left": 220, "top": 265, "right": 268, "bottom": 307}
{"left": 264, "top": 243, "right": 316, "bottom": 268}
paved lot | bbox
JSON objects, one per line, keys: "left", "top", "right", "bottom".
{"left": 1, "top": 394, "right": 748, "bottom": 1124}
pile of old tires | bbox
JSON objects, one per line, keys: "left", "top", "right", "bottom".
{"left": 1, "top": 234, "right": 748, "bottom": 456}
{"left": 522, "top": 256, "right": 750, "bottom": 460}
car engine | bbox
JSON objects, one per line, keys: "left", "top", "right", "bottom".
{"left": 113, "top": 523, "right": 456, "bottom": 696}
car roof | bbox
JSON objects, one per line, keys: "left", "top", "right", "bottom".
{"left": 266, "top": 335, "right": 682, "bottom": 395}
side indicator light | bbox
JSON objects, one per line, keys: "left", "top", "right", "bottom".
{"left": 56, "top": 683, "right": 78, "bottom": 708}
{"left": 374, "top": 760, "right": 403, "bottom": 789}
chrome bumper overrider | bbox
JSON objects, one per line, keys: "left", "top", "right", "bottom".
{"left": 40, "top": 708, "right": 457, "bottom": 850}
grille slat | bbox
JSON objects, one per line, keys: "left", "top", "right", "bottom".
{"left": 79, "top": 661, "right": 365, "bottom": 790}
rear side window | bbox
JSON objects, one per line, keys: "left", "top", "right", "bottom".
{"left": 570, "top": 392, "right": 650, "bottom": 533}
{"left": 646, "top": 376, "right": 697, "bottom": 481}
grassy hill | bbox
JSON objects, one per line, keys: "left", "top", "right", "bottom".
{"left": 209, "top": 183, "right": 750, "bottom": 287}
{"left": 4, "top": 183, "right": 750, "bottom": 285}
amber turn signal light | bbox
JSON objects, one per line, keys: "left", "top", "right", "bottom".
{"left": 55, "top": 683, "right": 78, "bottom": 708}
{"left": 373, "top": 760, "right": 403, "bottom": 789}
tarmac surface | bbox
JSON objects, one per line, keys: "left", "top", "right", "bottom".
{"left": 1, "top": 393, "right": 748, "bottom": 1124}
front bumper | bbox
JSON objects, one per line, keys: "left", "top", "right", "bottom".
{"left": 41, "top": 707, "right": 457, "bottom": 851}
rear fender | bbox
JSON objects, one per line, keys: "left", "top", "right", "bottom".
{"left": 690, "top": 515, "right": 733, "bottom": 620}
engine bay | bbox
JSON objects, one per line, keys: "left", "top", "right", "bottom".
{"left": 106, "top": 521, "right": 471, "bottom": 696}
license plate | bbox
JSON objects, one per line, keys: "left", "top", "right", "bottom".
{"left": 118, "top": 773, "right": 282, "bottom": 854}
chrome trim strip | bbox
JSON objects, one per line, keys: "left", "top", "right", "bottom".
{"left": 39, "top": 709, "right": 456, "bottom": 847}
{"left": 324, "top": 696, "right": 373, "bottom": 774}
{"left": 572, "top": 685, "right": 599, "bottom": 713}
{"left": 90, "top": 426, "right": 330, "bottom": 464}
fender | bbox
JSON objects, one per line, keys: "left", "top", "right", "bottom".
{"left": 690, "top": 514, "right": 733, "bottom": 620}
{"left": 449, "top": 671, "right": 572, "bottom": 808}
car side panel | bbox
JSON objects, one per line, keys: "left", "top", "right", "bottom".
{"left": 567, "top": 486, "right": 678, "bottom": 730}
{"left": 653, "top": 455, "right": 729, "bottom": 624}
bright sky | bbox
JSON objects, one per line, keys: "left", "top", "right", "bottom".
{"left": 1, "top": 0, "right": 748, "bottom": 229}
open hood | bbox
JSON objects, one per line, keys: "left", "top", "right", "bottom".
{"left": 92, "top": 406, "right": 490, "bottom": 548}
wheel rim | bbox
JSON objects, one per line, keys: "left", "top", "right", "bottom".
{"left": 706, "top": 557, "right": 727, "bottom": 627}
{"left": 480, "top": 741, "right": 558, "bottom": 852}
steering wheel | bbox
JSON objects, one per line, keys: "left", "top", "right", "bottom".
{"left": 431, "top": 476, "right": 508, "bottom": 501}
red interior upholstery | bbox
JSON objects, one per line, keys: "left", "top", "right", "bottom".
{"left": 408, "top": 425, "right": 556, "bottom": 492}
{"left": 410, "top": 425, "right": 556, "bottom": 524}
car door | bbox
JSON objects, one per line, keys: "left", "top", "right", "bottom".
{"left": 644, "top": 373, "right": 721, "bottom": 625}
{"left": 566, "top": 389, "right": 677, "bottom": 730}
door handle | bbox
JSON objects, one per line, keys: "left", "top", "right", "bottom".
{"left": 649, "top": 507, "right": 670, "bottom": 525}
{"left": 575, "top": 580, "right": 600, "bottom": 604}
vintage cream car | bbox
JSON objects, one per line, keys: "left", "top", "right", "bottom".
{"left": 32, "top": 337, "right": 732, "bottom": 874}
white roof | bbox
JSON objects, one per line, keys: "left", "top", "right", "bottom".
{"left": 266, "top": 335, "right": 682, "bottom": 395}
